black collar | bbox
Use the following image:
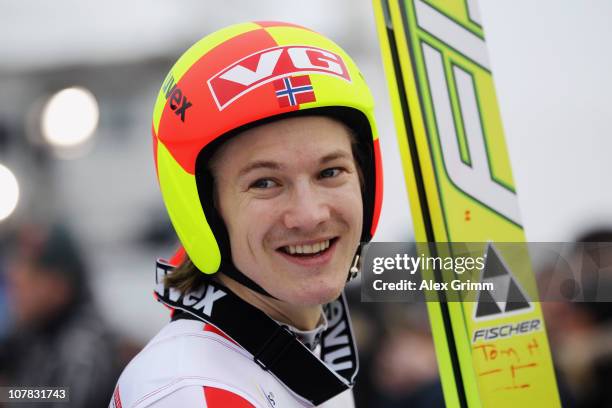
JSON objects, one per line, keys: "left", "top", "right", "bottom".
{"left": 154, "top": 259, "right": 359, "bottom": 406}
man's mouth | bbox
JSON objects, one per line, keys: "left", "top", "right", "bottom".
{"left": 278, "top": 238, "right": 338, "bottom": 257}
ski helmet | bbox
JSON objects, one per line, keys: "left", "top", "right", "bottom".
{"left": 152, "top": 21, "right": 383, "bottom": 277}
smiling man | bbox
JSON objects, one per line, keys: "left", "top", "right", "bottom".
{"left": 212, "top": 115, "right": 364, "bottom": 329}
{"left": 111, "top": 22, "right": 383, "bottom": 408}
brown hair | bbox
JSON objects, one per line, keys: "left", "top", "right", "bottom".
{"left": 164, "top": 256, "right": 206, "bottom": 293}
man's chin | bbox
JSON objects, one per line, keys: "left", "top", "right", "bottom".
{"left": 290, "top": 285, "right": 345, "bottom": 306}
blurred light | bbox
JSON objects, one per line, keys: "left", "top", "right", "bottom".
{"left": 41, "top": 87, "right": 99, "bottom": 148}
{"left": 0, "top": 163, "right": 19, "bottom": 222}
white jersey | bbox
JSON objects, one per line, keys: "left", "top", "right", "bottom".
{"left": 110, "top": 318, "right": 354, "bottom": 408}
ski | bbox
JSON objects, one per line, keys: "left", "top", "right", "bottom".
{"left": 371, "top": 0, "right": 561, "bottom": 406}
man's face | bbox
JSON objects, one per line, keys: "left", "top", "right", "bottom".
{"left": 211, "top": 115, "right": 363, "bottom": 306}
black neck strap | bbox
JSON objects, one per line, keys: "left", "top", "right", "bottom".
{"left": 219, "top": 258, "right": 276, "bottom": 298}
{"left": 154, "top": 260, "right": 359, "bottom": 406}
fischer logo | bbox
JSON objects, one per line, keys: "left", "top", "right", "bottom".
{"left": 208, "top": 45, "right": 351, "bottom": 110}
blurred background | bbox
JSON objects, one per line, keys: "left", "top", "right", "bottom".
{"left": 0, "top": 1, "right": 611, "bottom": 407}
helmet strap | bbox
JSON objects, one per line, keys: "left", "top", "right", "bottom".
{"left": 219, "top": 259, "right": 280, "bottom": 299}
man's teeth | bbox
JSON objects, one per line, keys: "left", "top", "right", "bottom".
{"left": 284, "top": 240, "right": 331, "bottom": 255}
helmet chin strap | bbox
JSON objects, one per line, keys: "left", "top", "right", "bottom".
{"left": 219, "top": 258, "right": 278, "bottom": 299}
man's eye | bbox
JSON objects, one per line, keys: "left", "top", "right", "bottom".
{"left": 320, "top": 168, "right": 342, "bottom": 178}
{"left": 249, "top": 178, "right": 278, "bottom": 189}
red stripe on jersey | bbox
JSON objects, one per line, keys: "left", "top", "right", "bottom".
{"left": 112, "top": 386, "right": 122, "bottom": 408}
{"left": 153, "top": 291, "right": 175, "bottom": 310}
{"left": 203, "top": 386, "right": 255, "bottom": 407}
{"left": 203, "top": 324, "right": 239, "bottom": 346}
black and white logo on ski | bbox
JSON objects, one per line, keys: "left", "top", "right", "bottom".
{"left": 474, "top": 243, "right": 533, "bottom": 321}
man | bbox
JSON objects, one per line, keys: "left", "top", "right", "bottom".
{"left": 0, "top": 223, "right": 118, "bottom": 408}
{"left": 111, "top": 21, "right": 383, "bottom": 407}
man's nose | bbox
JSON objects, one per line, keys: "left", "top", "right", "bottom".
{"left": 282, "top": 184, "right": 331, "bottom": 231}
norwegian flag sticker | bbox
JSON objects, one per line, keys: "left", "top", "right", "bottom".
{"left": 273, "top": 75, "right": 316, "bottom": 107}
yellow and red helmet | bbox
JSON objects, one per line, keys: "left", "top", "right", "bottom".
{"left": 153, "top": 21, "right": 383, "bottom": 275}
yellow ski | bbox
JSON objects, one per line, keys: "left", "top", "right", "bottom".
{"left": 371, "top": 0, "right": 561, "bottom": 406}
